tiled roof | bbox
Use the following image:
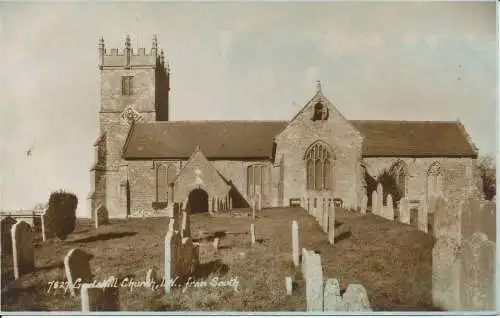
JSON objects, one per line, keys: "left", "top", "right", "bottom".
{"left": 122, "top": 121, "right": 288, "bottom": 160}
{"left": 351, "top": 120, "right": 477, "bottom": 157}
{"left": 122, "top": 120, "right": 477, "bottom": 159}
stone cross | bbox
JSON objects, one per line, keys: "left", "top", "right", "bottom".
{"left": 11, "top": 221, "right": 35, "bottom": 279}
{"left": 64, "top": 248, "right": 93, "bottom": 297}
{"left": 81, "top": 283, "right": 120, "bottom": 312}
{"left": 292, "top": 220, "right": 299, "bottom": 267}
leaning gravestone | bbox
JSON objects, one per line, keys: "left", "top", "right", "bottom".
{"left": 11, "top": 221, "right": 35, "bottom": 279}
{"left": 305, "top": 250, "right": 323, "bottom": 312}
{"left": 94, "top": 205, "right": 109, "bottom": 228}
{"left": 323, "top": 278, "right": 343, "bottom": 311}
{"left": 342, "top": 284, "right": 372, "bottom": 311}
{"left": 164, "top": 228, "right": 181, "bottom": 294}
{"left": 1, "top": 216, "right": 17, "bottom": 254}
{"left": 64, "top": 248, "right": 93, "bottom": 297}
{"left": 81, "top": 283, "right": 120, "bottom": 311}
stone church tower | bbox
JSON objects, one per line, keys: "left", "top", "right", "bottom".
{"left": 88, "top": 35, "right": 170, "bottom": 217}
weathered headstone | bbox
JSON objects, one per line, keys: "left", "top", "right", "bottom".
{"left": 417, "top": 196, "right": 427, "bottom": 232}
{"left": 313, "top": 198, "right": 318, "bottom": 221}
{"left": 181, "top": 211, "right": 191, "bottom": 238}
{"left": 323, "top": 278, "right": 343, "bottom": 311}
{"left": 342, "top": 284, "right": 372, "bottom": 311}
{"left": 433, "top": 196, "right": 460, "bottom": 241}
{"left": 164, "top": 229, "right": 181, "bottom": 293}
{"left": 307, "top": 198, "right": 311, "bottom": 215}
{"left": 94, "top": 205, "right": 109, "bottom": 228}
{"left": 252, "top": 199, "right": 256, "bottom": 220}
{"left": 384, "top": 194, "right": 394, "bottom": 220}
{"left": 328, "top": 203, "right": 335, "bottom": 245}
{"left": 292, "top": 221, "right": 299, "bottom": 267}
{"left": 360, "top": 194, "right": 368, "bottom": 215}
{"left": 301, "top": 247, "right": 308, "bottom": 277}
{"left": 257, "top": 193, "right": 262, "bottom": 211}
{"left": 322, "top": 198, "right": 328, "bottom": 233}
{"left": 432, "top": 236, "right": 460, "bottom": 310}
{"left": 229, "top": 197, "right": 233, "bottom": 211}
{"left": 460, "top": 232, "right": 495, "bottom": 310}
{"left": 1, "top": 216, "right": 17, "bottom": 254}
{"left": 285, "top": 276, "right": 293, "bottom": 295}
{"left": 399, "top": 197, "right": 409, "bottom": 224}
{"left": 81, "top": 283, "right": 120, "bottom": 311}
{"left": 305, "top": 251, "right": 323, "bottom": 311}
{"left": 11, "top": 221, "right": 35, "bottom": 279}
{"left": 376, "top": 183, "right": 383, "bottom": 214}
{"left": 213, "top": 237, "right": 220, "bottom": 250}
{"left": 250, "top": 223, "right": 256, "bottom": 245}
{"left": 178, "top": 237, "right": 195, "bottom": 278}
{"left": 371, "top": 191, "right": 378, "bottom": 215}
{"left": 64, "top": 248, "right": 93, "bottom": 297}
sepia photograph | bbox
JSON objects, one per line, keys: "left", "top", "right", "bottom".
{"left": 0, "top": 1, "right": 497, "bottom": 314}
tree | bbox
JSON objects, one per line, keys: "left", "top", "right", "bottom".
{"left": 45, "top": 190, "right": 78, "bottom": 240}
{"left": 477, "top": 155, "right": 496, "bottom": 201}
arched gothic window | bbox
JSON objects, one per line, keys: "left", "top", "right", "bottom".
{"left": 156, "top": 164, "right": 168, "bottom": 202}
{"left": 389, "top": 160, "right": 409, "bottom": 198}
{"left": 305, "top": 142, "right": 333, "bottom": 190}
{"left": 427, "top": 162, "right": 443, "bottom": 197}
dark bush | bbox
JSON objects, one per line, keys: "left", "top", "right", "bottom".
{"left": 45, "top": 190, "right": 78, "bottom": 240}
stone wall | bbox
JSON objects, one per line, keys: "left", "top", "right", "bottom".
{"left": 274, "top": 91, "right": 363, "bottom": 209}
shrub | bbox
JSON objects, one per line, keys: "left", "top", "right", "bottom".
{"left": 45, "top": 190, "right": 78, "bottom": 240}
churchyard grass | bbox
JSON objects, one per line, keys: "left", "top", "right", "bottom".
{"left": 1, "top": 207, "right": 437, "bottom": 311}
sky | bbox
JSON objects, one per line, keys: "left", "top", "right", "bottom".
{"left": 0, "top": 1, "right": 497, "bottom": 216}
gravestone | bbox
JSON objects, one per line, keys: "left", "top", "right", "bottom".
{"left": 371, "top": 191, "right": 378, "bottom": 215}
{"left": 181, "top": 211, "right": 191, "bottom": 238}
{"left": 432, "top": 236, "right": 460, "bottom": 310}
{"left": 229, "top": 197, "right": 233, "bottom": 211}
{"left": 11, "top": 221, "right": 35, "bottom": 279}
{"left": 252, "top": 200, "right": 256, "bottom": 220}
{"left": 322, "top": 198, "right": 328, "bottom": 233}
{"left": 305, "top": 251, "right": 323, "bottom": 312}
{"left": 399, "top": 198, "right": 409, "bottom": 224}
{"left": 327, "top": 203, "right": 335, "bottom": 245}
{"left": 385, "top": 194, "right": 394, "bottom": 220}
{"left": 1, "top": 216, "right": 17, "bottom": 254}
{"left": 417, "top": 196, "right": 428, "bottom": 232}
{"left": 257, "top": 193, "right": 262, "bottom": 211}
{"left": 433, "top": 196, "right": 460, "bottom": 241}
{"left": 307, "top": 198, "right": 311, "bottom": 215}
{"left": 64, "top": 248, "right": 93, "bottom": 297}
{"left": 81, "top": 283, "right": 120, "bottom": 311}
{"left": 301, "top": 248, "right": 308, "bottom": 277}
{"left": 213, "top": 237, "right": 220, "bottom": 250}
{"left": 360, "top": 194, "right": 368, "bottom": 215}
{"left": 376, "top": 183, "right": 383, "bottom": 214}
{"left": 94, "top": 205, "right": 109, "bottom": 228}
{"left": 342, "top": 284, "right": 372, "bottom": 311}
{"left": 292, "top": 221, "right": 299, "bottom": 267}
{"left": 323, "top": 278, "right": 343, "bottom": 311}
{"left": 250, "top": 224, "right": 256, "bottom": 245}
{"left": 164, "top": 229, "right": 181, "bottom": 293}
{"left": 285, "top": 277, "right": 293, "bottom": 295}
{"left": 460, "top": 232, "right": 495, "bottom": 310}
{"left": 178, "top": 237, "right": 195, "bottom": 278}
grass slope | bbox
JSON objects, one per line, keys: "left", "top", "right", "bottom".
{"left": 1, "top": 207, "right": 437, "bottom": 311}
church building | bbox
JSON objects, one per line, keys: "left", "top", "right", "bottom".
{"left": 88, "top": 35, "right": 479, "bottom": 218}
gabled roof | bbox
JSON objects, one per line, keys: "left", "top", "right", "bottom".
{"left": 122, "top": 121, "right": 287, "bottom": 160}
{"left": 121, "top": 120, "right": 478, "bottom": 160}
{"left": 351, "top": 120, "right": 477, "bottom": 157}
